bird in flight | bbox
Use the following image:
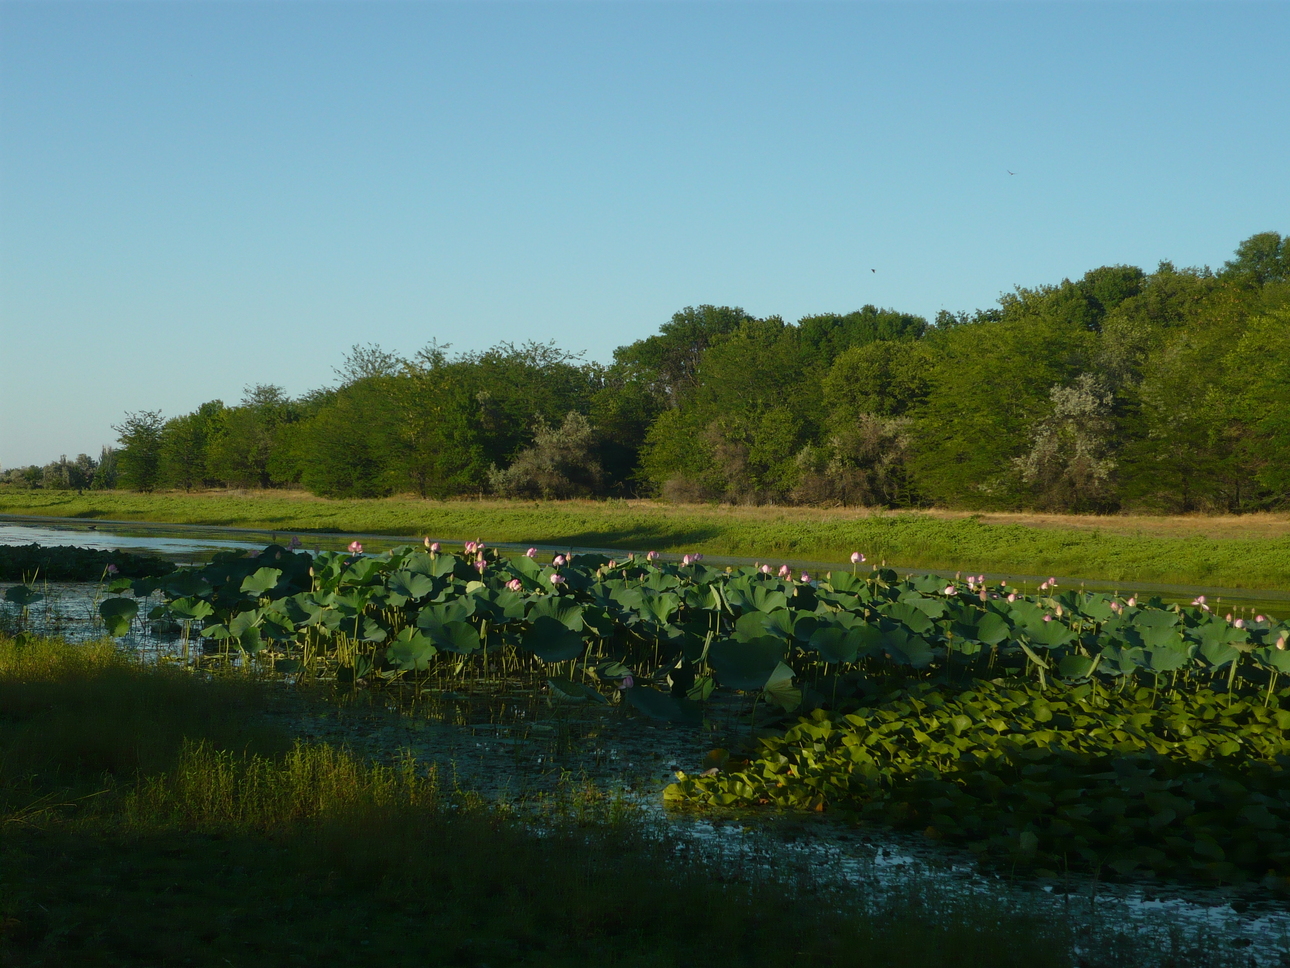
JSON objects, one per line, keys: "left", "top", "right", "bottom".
{"left": 1007, "top": 170, "right": 1016, "bottom": 175}
{"left": 871, "top": 268, "right": 876, "bottom": 273}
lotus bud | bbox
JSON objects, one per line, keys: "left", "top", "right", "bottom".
{"left": 1055, "top": 605, "right": 1063, "bottom": 618}
{"left": 506, "top": 578, "right": 523, "bottom": 592}
{"left": 760, "top": 564, "right": 772, "bottom": 575}
{"left": 1008, "top": 593, "right": 1017, "bottom": 603}
{"left": 1226, "top": 613, "right": 1233, "bottom": 622}
{"left": 348, "top": 541, "right": 363, "bottom": 555}
{"left": 423, "top": 536, "right": 432, "bottom": 549}
{"left": 526, "top": 547, "right": 538, "bottom": 558}
{"left": 1277, "top": 635, "right": 1287, "bottom": 651}
{"left": 1127, "top": 597, "right": 1136, "bottom": 607}
{"left": 944, "top": 585, "right": 957, "bottom": 596}
{"left": 107, "top": 563, "right": 119, "bottom": 575}
{"left": 474, "top": 560, "right": 486, "bottom": 574}
{"left": 553, "top": 554, "right": 567, "bottom": 567}
{"left": 647, "top": 550, "right": 659, "bottom": 561}
{"left": 619, "top": 675, "right": 634, "bottom": 690}
{"left": 1234, "top": 618, "right": 1245, "bottom": 629}
{"left": 682, "top": 554, "right": 693, "bottom": 566}
{"left": 549, "top": 573, "right": 565, "bottom": 585}
{"left": 1043, "top": 614, "right": 1052, "bottom": 622}
{"left": 1256, "top": 615, "right": 1266, "bottom": 623}
{"left": 289, "top": 536, "right": 302, "bottom": 550}
{"left": 607, "top": 560, "right": 617, "bottom": 569}
{"left": 430, "top": 542, "right": 440, "bottom": 553}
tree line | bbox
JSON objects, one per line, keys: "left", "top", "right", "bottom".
{"left": 6, "top": 232, "right": 1288, "bottom": 514}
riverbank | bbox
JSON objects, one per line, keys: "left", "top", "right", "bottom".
{"left": 2, "top": 489, "right": 1288, "bottom": 589}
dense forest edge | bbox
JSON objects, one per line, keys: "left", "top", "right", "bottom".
{"left": 5, "top": 232, "right": 1288, "bottom": 516}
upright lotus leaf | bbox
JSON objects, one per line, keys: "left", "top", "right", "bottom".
{"left": 428, "top": 620, "right": 481, "bottom": 655}
{"left": 1138, "top": 625, "right": 1185, "bottom": 651}
{"left": 880, "top": 627, "right": 935, "bottom": 668}
{"left": 238, "top": 626, "right": 265, "bottom": 654}
{"left": 521, "top": 616, "right": 586, "bottom": 662}
{"left": 99, "top": 597, "right": 137, "bottom": 637}
{"left": 807, "top": 626, "right": 861, "bottom": 664}
{"left": 792, "top": 614, "right": 822, "bottom": 644}
{"left": 386, "top": 628, "right": 438, "bottom": 671}
{"left": 417, "top": 598, "right": 476, "bottom": 630}
{"left": 1078, "top": 595, "right": 1116, "bottom": 623}
{"left": 280, "top": 593, "right": 326, "bottom": 627}
{"left": 908, "top": 574, "right": 945, "bottom": 595}
{"left": 1099, "top": 645, "right": 1144, "bottom": 677}
{"left": 1199, "top": 639, "right": 1240, "bottom": 669}
{"left": 258, "top": 616, "right": 297, "bottom": 642}
{"left": 163, "top": 571, "right": 212, "bottom": 599}
{"left": 610, "top": 585, "right": 647, "bottom": 619}
{"left": 626, "top": 685, "right": 701, "bottom": 724}
{"left": 106, "top": 576, "right": 134, "bottom": 594}
{"left": 526, "top": 596, "right": 584, "bottom": 631}
{"left": 708, "top": 636, "right": 785, "bottom": 691}
{"left": 975, "top": 611, "right": 1011, "bottom": 645}
{"left": 1026, "top": 621, "right": 1075, "bottom": 649}
{"left": 227, "top": 608, "right": 263, "bottom": 637}
{"left": 484, "top": 588, "right": 529, "bottom": 622}
{"left": 168, "top": 596, "right": 214, "bottom": 623}
{"left": 880, "top": 602, "right": 934, "bottom": 636}
{"left": 1133, "top": 609, "right": 1179, "bottom": 630}
{"left": 641, "top": 570, "right": 680, "bottom": 593}
{"left": 897, "top": 592, "right": 947, "bottom": 620}
{"left": 240, "top": 567, "right": 284, "bottom": 597}
{"left": 1058, "top": 654, "right": 1101, "bottom": 679}
{"left": 826, "top": 571, "right": 865, "bottom": 594}
{"left": 1006, "top": 600, "right": 1047, "bottom": 631}
{"left": 580, "top": 604, "right": 616, "bottom": 638}
{"left": 387, "top": 570, "right": 438, "bottom": 604}
{"left": 734, "top": 611, "right": 777, "bottom": 642}
{"left": 639, "top": 592, "right": 682, "bottom": 628}
{"left": 1255, "top": 646, "right": 1290, "bottom": 674}
{"left": 748, "top": 585, "right": 789, "bottom": 614}
{"left": 547, "top": 677, "right": 609, "bottom": 704}
{"left": 341, "top": 556, "right": 388, "bottom": 586}
{"left": 4, "top": 585, "right": 43, "bottom": 607}
{"left": 762, "top": 662, "right": 801, "bottom": 712}
{"left": 507, "top": 553, "right": 545, "bottom": 581}
{"left": 340, "top": 614, "right": 387, "bottom": 643}
{"left": 1142, "top": 647, "right": 1191, "bottom": 673}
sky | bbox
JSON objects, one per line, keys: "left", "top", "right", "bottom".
{"left": 2, "top": 1, "right": 1287, "bottom": 469}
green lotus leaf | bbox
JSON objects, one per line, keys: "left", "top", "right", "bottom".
{"left": 4, "top": 585, "right": 43, "bottom": 607}
{"left": 626, "top": 685, "right": 701, "bottom": 724}
{"left": 240, "top": 567, "right": 283, "bottom": 597}
{"left": 386, "top": 628, "right": 438, "bottom": 671}
{"left": 708, "top": 636, "right": 785, "bottom": 691}
{"left": 526, "top": 596, "right": 584, "bottom": 631}
{"left": 547, "top": 677, "right": 609, "bottom": 704}
{"left": 521, "top": 616, "right": 585, "bottom": 662}
{"left": 99, "top": 596, "right": 137, "bottom": 637}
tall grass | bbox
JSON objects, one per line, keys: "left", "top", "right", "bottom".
{"left": 3, "top": 489, "right": 1289, "bottom": 587}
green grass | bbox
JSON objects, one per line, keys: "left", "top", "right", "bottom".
{"left": 3, "top": 489, "right": 1289, "bottom": 589}
{"left": 0, "top": 634, "right": 1083, "bottom": 968}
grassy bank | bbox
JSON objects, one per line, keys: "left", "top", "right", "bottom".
{"left": 0, "top": 634, "right": 1076, "bottom": 968}
{"left": 3, "top": 489, "right": 1289, "bottom": 589}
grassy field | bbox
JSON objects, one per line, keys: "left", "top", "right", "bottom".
{"left": 2, "top": 488, "right": 1289, "bottom": 589}
{"left": 0, "top": 634, "right": 1080, "bottom": 968}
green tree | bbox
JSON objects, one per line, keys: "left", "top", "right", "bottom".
{"left": 160, "top": 401, "right": 226, "bottom": 491}
{"left": 113, "top": 410, "right": 165, "bottom": 492}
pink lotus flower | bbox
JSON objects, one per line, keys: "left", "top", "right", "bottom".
{"left": 619, "top": 675, "right": 634, "bottom": 690}
{"left": 1193, "top": 595, "right": 1207, "bottom": 605}
{"left": 553, "top": 554, "right": 567, "bottom": 567}
{"left": 682, "top": 554, "right": 694, "bottom": 566}
{"left": 944, "top": 585, "right": 956, "bottom": 596}
{"left": 607, "top": 560, "right": 617, "bottom": 569}
{"left": 429, "top": 542, "right": 440, "bottom": 553}
{"left": 549, "top": 573, "right": 565, "bottom": 585}
{"left": 1043, "top": 614, "right": 1052, "bottom": 622}
{"left": 1234, "top": 618, "right": 1245, "bottom": 629}
{"left": 800, "top": 572, "right": 811, "bottom": 583}
{"left": 1256, "top": 615, "right": 1266, "bottom": 623}
{"left": 760, "top": 564, "right": 772, "bottom": 575}
{"left": 851, "top": 552, "right": 865, "bottom": 564}
{"left": 474, "top": 560, "right": 486, "bottom": 574}
{"left": 106, "top": 563, "right": 118, "bottom": 575}
{"left": 778, "top": 565, "right": 791, "bottom": 579}
{"left": 1007, "top": 593, "right": 1017, "bottom": 602}
{"left": 506, "top": 578, "right": 523, "bottom": 592}
{"left": 1277, "top": 635, "right": 1287, "bottom": 651}
{"left": 1127, "top": 597, "right": 1136, "bottom": 607}
{"left": 646, "top": 550, "right": 659, "bottom": 561}
{"left": 288, "top": 536, "right": 302, "bottom": 550}
{"left": 464, "top": 540, "right": 477, "bottom": 554}
{"left": 348, "top": 541, "right": 363, "bottom": 555}
{"left": 526, "top": 547, "right": 538, "bottom": 558}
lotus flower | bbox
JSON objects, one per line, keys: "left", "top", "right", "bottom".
{"left": 1127, "top": 597, "right": 1136, "bottom": 607}
{"left": 289, "top": 536, "right": 302, "bottom": 550}
{"left": 851, "top": 552, "right": 865, "bottom": 564}
{"left": 107, "top": 563, "right": 119, "bottom": 576}
{"left": 1234, "top": 618, "right": 1245, "bottom": 629}
{"left": 553, "top": 554, "right": 567, "bottom": 567}
{"left": 944, "top": 585, "right": 957, "bottom": 596}
{"left": 778, "top": 565, "right": 791, "bottom": 579}
{"left": 1193, "top": 595, "right": 1207, "bottom": 605}
{"left": 429, "top": 542, "right": 440, "bottom": 553}
{"left": 1256, "top": 615, "right": 1266, "bottom": 623}
{"left": 682, "top": 554, "right": 693, "bottom": 566}
{"left": 549, "top": 573, "right": 565, "bottom": 585}
{"left": 464, "top": 540, "right": 477, "bottom": 554}
{"left": 1277, "top": 635, "right": 1287, "bottom": 651}
{"left": 800, "top": 572, "right": 811, "bottom": 583}
{"left": 506, "top": 578, "right": 523, "bottom": 592}
{"left": 619, "top": 675, "right": 634, "bottom": 690}
{"left": 348, "top": 541, "right": 363, "bottom": 555}
{"left": 526, "top": 547, "right": 538, "bottom": 558}
{"left": 474, "top": 560, "right": 486, "bottom": 574}
{"left": 1007, "top": 593, "right": 1017, "bottom": 603}
{"left": 1043, "top": 614, "right": 1052, "bottom": 623}
{"left": 647, "top": 550, "right": 659, "bottom": 561}
{"left": 760, "top": 564, "right": 772, "bottom": 575}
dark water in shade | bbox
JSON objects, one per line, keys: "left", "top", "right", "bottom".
{"left": 1, "top": 514, "right": 1285, "bottom": 619}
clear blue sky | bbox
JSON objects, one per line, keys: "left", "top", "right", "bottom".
{"left": 2, "top": 1, "right": 1287, "bottom": 469}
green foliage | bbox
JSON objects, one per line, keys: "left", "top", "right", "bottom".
{"left": 668, "top": 679, "right": 1290, "bottom": 889}
{"left": 112, "top": 410, "right": 165, "bottom": 492}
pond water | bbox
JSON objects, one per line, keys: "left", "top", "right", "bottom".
{"left": 3, "top": 516, "right": 1290, "bottom": 964}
